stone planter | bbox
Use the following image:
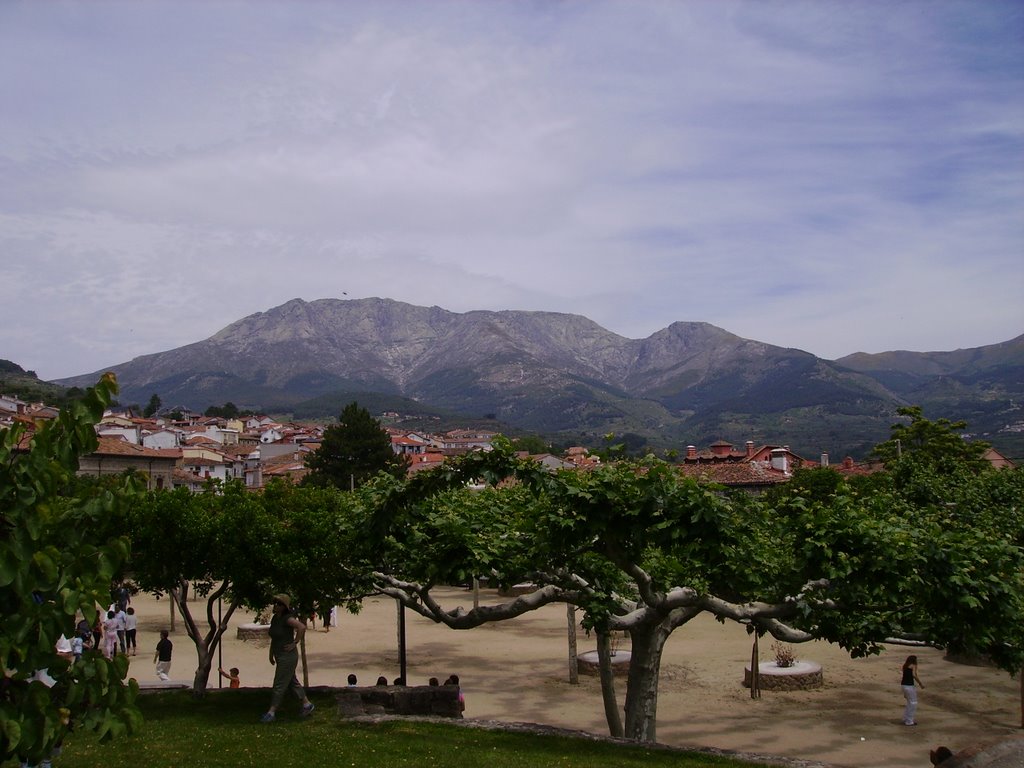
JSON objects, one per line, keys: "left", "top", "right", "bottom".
{"left": 576, "top": 649, "right": 631, "bottom": 677}
{"left": 236, "top": 623, "right": 270, "bottom": 642}
{"left": 743, "top": 660, "right": 823, "bottom": 691}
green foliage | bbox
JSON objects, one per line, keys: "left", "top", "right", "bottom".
{"left": 358, "top": 436, "right": 1024, "bottom": 742}
{"left": 764, "top": 466, "right": 845, "bottom": 505}
{"left": 0, "top": 360, "right": 73, "bottom": 408}
{"left": 871, "top": 405, "right": 990, "bottom": 470}
{"left": 303, "top": 401, "right": 409, "bottom": 489}
{"left": 508, "top": 434, "right": 551, "bottom": 454}
{"left": 203, "top": 402, "right": 246, "bottom": 419}
{"left": 125, "top": 479, "right": 370, "bottom": 691}
{"left": 0, "top": 374, "right": 141, "bottom": 764}
{"left": 142, "top": 394, "right": 162, "bottom": 418}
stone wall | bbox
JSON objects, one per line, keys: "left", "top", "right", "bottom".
{"left": 336, "top": 685, "right": 463, "bottom": 719}
{"left": 742, "top": 661, "right": 823, "bottom": 691}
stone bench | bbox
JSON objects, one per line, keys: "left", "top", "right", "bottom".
{"left": 336, "top": 685, "right": 463, "bottom": 718}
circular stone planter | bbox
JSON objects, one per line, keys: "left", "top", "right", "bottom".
{"left": 576, "top": 649, "right": 631, "bottom": 677}
{"left": 236, "top": 622, "right": 270, "bottom": 642}
{"left": 743, "top": 660, "right": 822, "bottom": 691}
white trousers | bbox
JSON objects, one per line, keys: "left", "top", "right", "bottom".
{"left": 901, "top": 684, "right": 917, "bottom": 724}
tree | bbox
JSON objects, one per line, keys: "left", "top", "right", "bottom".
{"left": 359, "top": 441, "right": 1024, "bottom": 743}
{"left": 304, "top": 402, "right": 408, "bottom": 489}
{"left": 509, "top": 434, "right": 550, "bottom": 455}
{"left": 204, "top": 402, "right": 241, "bottom": 419}
{"left": 143, "top": 393, "right": 162, "bottom": 418}
{"left": 124, "top": 480, "right": 365, "bottom": 693}
{"left": 871, "top": 405, "right": 990, "bottom": 471}
{"left": 0, "top": 375, "right": 141, "bottom": 765}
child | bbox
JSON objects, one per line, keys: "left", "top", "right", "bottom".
{"left": 219, "top": 667, "right": 241, "bottom": 689}
{"left": 70, "top": 632, "right": 84, "bottom": 663}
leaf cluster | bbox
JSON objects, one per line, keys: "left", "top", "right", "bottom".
{"left": 0, "top": 374, "right": 141, "bottom": 764}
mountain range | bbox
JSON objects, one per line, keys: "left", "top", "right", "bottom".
{"left": 55, "top": 297, "right": 1024, "bottom": 461}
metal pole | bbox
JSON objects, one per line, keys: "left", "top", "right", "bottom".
{"left": 566, "top": 604, "right": 579, "bottom": 684}
{"left": 217, "top": 595, "right": 223, "bottom": 689}
{"left": 397, "top": 601, "right": 407, "bottom": 683}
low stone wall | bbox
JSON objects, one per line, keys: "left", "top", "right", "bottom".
{"left": 743, "top": 661, "right": 823, "bottom": 691}
{"left": 576, "top": 650, "right": 631, "bottom": 678}
{"left": 336, "top": 685, "right": 463, "bottom": 719}
{"left": 236, "top": 623, "right": 270, "bottom": 643}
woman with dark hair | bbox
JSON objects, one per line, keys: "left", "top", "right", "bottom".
{"left": 901, "top": 655, "right": 924, "bottom": 726}
{"left": 260, "top": 594, "right": 315, "bottom": 723}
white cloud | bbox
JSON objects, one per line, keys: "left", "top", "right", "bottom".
{"left": 1, "top": 0, "right": 1021, "bottom": 380}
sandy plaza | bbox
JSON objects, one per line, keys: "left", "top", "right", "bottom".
{"left": 118, "top": 585, "right": 1021, "bottom": 768}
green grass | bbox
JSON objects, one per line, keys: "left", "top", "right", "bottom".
{"left": 45, "top": 689, "right": 761, "bottom": 768}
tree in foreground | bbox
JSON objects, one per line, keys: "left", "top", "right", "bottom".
{"left": 303, "top": 401, "right": 408, "bottom": 489}
{"left": 0, "top": 374, "right": 141, "bottom": 764}
{"left": 125, "top": 479, "right": 367, "bottom": 693}
{"left": 360, "top": 440, "right": 1024, "bottom": 743}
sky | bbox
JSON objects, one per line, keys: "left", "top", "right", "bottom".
{"left": 2, "top": 0, "right": 1022, "bottom": 381}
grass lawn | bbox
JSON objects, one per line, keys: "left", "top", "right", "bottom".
{"left": 44, "top": 689, "right": 768, "bottom": 768}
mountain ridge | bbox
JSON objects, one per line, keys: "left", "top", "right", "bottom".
{"left": 54, "top": 298, "right": 1024, "bottom": 459}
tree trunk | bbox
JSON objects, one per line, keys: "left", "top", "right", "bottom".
{"left": 622, "top": 621, "right": 671, "bottom": 743}
{"left": 168, "top": 580, "right": 240, "bottom": 695}
{"left": 596, "top": 629, "right": 623, "bottom": 738}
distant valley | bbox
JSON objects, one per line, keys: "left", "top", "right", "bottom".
{"left": 39, "top": 297, "right": 1024, "bottom": 461}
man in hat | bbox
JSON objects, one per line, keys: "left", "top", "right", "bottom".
{"left": 260, "top": 594, "right": 314, "bottom": 723}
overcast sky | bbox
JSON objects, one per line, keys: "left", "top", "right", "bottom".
{"left": 2, "top": 0, "right": 1022, "bottom": 381}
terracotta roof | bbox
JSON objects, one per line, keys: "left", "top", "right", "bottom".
{"left": 90, "top": 436, "right": 178, "bottom": 459}
{"left": 678, "top": 462, "right": 790, "bottom": 486}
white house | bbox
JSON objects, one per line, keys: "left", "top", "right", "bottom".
{"left": 142, "top": 429, "right": 181, "bottom": 450}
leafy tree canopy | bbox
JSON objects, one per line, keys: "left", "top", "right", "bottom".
{"left": 509, "top": 434, "right": 551, "bottom": 455}
{"left": 356, "top": 439, "right": 1024, "bottom": 742}
{"left": 124, "top": 479, "right": 370, "bottom": 693}
{"left": 0, "top": 374, "right": 141, "bottom": 764}
{"left": 203, "top": 402, "right": 248, "bottom": 419}
{"left": 303, "top": 401, "right": 408, "bottom": 489}
{"left": 871, "top": 405, "right": 990, "bottom": 470}
{"left": 143, "top": 393, "right": 162, "bottom": 418}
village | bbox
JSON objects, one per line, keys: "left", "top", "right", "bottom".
{"left": 0, "top": 390, "right": 908, "bottom": 494}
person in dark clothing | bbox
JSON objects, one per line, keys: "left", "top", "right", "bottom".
{"left": 900, "top": 655, "right": 924, "bottom": 726}
{"left": 154, "top": 630, "right": 172, "bottom": 681}
{"left": 260, "top": 594, "right": 314, "bottom": 723}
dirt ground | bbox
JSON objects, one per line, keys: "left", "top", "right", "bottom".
{"left": 121, "top": 586, "right": 1021, "bottom": 768}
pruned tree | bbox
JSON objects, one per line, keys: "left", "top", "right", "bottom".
{"left": 124, "top": 479, "right": 366, "bottom": 694}
{"left": 358, "top": 440, "right": 1024, "bottom": 743}
{"left": 0, "top": 374, "right": 141, "bottom": 764}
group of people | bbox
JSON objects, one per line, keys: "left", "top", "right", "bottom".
{"left": 71, "top": 604, "right": 138, "bottom": 662}
{"left": 256, "top": 593, "right": 467, "bottom": 723}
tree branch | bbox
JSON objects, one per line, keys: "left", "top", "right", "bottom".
{"left": 373, "top": 572, "right": 577, "bottom": 629}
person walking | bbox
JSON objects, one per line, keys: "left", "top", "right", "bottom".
{"left": 102, "top": 610, "right": 119, "bottom": 659}
{"left": 901, "top": 655, "right": 924, "bottom": 725}
{"left": 112, "top": 604, "right": 127, "bottom": 655}
{"left": 124, "top": 607, "right": 138, "bottom": 656}
{"left": 260, "top": 594, "right": 314, "bottom": 723}
{"left": 154, "top": 630, "right": 173, "bottom": 681}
